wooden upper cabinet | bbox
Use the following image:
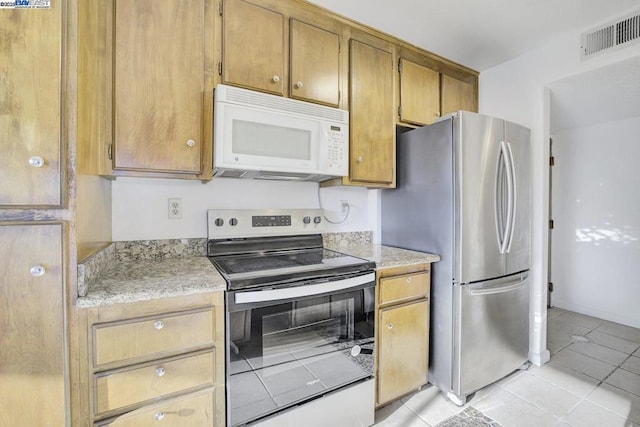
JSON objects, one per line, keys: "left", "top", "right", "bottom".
{"left": 290, "top": 19, "right": 340, "bottom": 107}
{"left": 349, "top": 39, "right": 394, "bottom": 185}
{"left": 0, "top": 223, "right": 65, "bottom": 426}
{"left": 441, "top": 74, "right": 477, "bottom": 116}
{"left": 113, "top": 0, "right": 204, "bottom": 174}
{"left": 222, "top": 0, "right": 285, "bottom": 95}
{"left": 399, "top": 58, "right": 440, "bottom": 126}
{"left": 0, "top": 5, "right": 62, "bottom": 206}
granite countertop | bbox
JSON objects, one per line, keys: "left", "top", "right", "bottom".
{"left": 325, "top": 243, "right": 440, "bottom": 269}
{"left": 76, "top": 256, "right": 226, "bottom": 308}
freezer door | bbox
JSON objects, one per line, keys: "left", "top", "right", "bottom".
{"left": 452, "top": 272, "right": 529, "bottom": 399}
{"left": 504, "top": 120, "right": 531, "bottom": 274}
{"left": 455, "top": 112, "right": 506, "bottom": 283}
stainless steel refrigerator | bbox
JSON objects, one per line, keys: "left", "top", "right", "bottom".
{"left": 381, "top": 111, "right": 530, "bottom": 405}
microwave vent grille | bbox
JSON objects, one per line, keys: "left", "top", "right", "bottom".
{"left": 223, "top": 86, "right": 348, "bottom": 123}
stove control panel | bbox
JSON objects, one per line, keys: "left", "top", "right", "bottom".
{"left": 207, "top": 209, "right": 325, "bottom": 239}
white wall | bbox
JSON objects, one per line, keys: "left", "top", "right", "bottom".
{"left": 552, "top": 117, "right": 640, "bottom": 328}
{"left": 479, "top": 30, "right": 640, "bottom": 362}
{"left": 112, "top": 177, "right": 379, "bottom": 241}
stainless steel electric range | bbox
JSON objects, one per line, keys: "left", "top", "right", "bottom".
{"left": 207, "top": 209, "right": 376, "bottom": 427}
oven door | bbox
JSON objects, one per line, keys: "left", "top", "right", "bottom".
{"left": 226, "top": 272, "right": 375, "bottom": 426}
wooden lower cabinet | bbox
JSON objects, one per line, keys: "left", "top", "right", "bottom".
{"left": 375, "top": 265, "right": 431, "bottom": 407}
{"left": 76, "top": 292, "right": 226, "bottom": 426}
{"left": 0, "top": 223, "right": 67, "bottom": 427}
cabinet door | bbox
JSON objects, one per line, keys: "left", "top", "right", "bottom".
{"left": 399, "top": 58, "right": 440, "bottom": 126}
{"left": 377, "top": 300, "right": 429, "bottom": 405}
{"left": 223, "top": 0, "right": 285, "bottom": 95}
{"left": 0, "top": 5, "right": 62, "bottom": 206}
{"left": 349, "top": 39, "right": 394, "bottom": 185}
{"left": 441, "top": 74, "right": 476, "bottom": 116}
{"left": 0, "top": 223, "right": 65, "bottom": 426}
{"left": 114, "top": 0, "right": 204, "bottom": 173}
{"left": 290, "top": 19, "right": 340, "bottom": 107}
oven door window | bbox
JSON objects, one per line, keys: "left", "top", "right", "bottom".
{"left": 228, "top": 287, "right": 374, "bottom": 426}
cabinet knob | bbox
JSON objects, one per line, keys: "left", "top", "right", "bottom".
{"left": 153, "top": 320, "right": 165, "bottom": 330}
{"left": 406, "top": 277, "right": 412, "bottom": 283}
{"left": 155, "top": 367, "right": 166, "bottom": 377}
{"left": 435, "top": 112, "right": 441, "bottom": 117}
{"left": 272, "top": 75, "right": 280, "bottom": 83}
{"left": 294, "top": 81, "right": 303, "bottom": 89}
{"left": 29, "top": 265, "right": 46, "bottom": 277}
{"left": 186, "top": 139, "right": 196, "bottom": 148}
{"left": 28, "top": 156, "right": 45, "bottom": 168}
{"left": 356, "top": 156, "right": 364, "bottom": 164}
{"left": 386, "top": 322, "right": 393, "bottom": 330}
{"left": 154, "top": 411, "right": 165, "bottom": 421}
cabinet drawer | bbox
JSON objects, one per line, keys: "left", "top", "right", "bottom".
{"left": 379, "top": 271, "right": 430, "bottom": 305}
{"left": 96, "top": 389, "right": 214, "bottom": 427}
{"left": 95, "top": 351, "right": 214, "bottom": 416}
{"left": 93, "top": 309, "right": 214, "bottom": 367}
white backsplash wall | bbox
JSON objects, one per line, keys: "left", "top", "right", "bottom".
{"left": 551, "top": 116, "right": 640, "bottom": 328}
{"left": 112, "top": 177, "right": 379, "bottom": 241}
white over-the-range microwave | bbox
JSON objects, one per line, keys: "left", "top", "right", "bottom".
{"left": 213, "top": 84, "right": 349, "bottom": 181}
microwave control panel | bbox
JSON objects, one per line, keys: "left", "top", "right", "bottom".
{"left": 325, "top": 124, "right": 348, "bottom": 174}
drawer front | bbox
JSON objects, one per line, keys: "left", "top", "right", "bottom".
{"left": 94, "top": 309, "right": 214, "bottom": 367}
{"left": 95, "top": 351, "right": 214, "bottom": 416}
{"left": 97, "top": 389, "right": 214, "bottom": 427}
{"left": 379, "top": 271, "right": 430, "bottom": 305}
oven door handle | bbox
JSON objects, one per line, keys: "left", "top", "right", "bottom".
{"left": 234, "top": 272, "right": 376, "bottom": 305}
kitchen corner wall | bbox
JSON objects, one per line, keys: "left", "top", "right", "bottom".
{"left": 111, "top": 177, "right": 379, "bottom": 241}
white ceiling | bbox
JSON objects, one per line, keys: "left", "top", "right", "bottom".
{"left": 307, "top": 0, "right": 640, "bottom": 71}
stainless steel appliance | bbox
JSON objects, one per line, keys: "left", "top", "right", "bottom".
{"left": 381, "top": 111, "right": 531, "bottom": 405}
{"left": 207, "top": 209, "right": 376, "bottom": 426}
{"left": 213, "top": 84, "right": 349, "bottom": 181}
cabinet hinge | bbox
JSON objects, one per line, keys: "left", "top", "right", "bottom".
{"left": 398, "top": 106, "right": 402, "bottom": 117}
{"left": 107, "top": 144, "right": 113, "bottom": 160}
{"left": 549, "top": 156, "right": 555, "bottom": 166}
{"left": 218, "top": 62, "right": 222, "bottom": 76}
{"left": 398, "top": 58, "right": 402, "bottom": 73}
{"left": 219, "top": 1, "right": 223, "bottom": 16}
{"left": 548, "top": 282, "right": 554, "bottom": 293}
{"left": 338, "top": 90, "right": 341, "bottom": 102}
{"left": 549, "top": 219, "right": 554, "bottom": 229}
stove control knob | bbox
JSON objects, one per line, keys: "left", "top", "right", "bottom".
{"left": 303, "top": 216, "right": 311, "bottom": 224}
{"left": 313, "top": 216, "right": 322, "bottom": 224}
{"left": 229, "top": 218, "right": 238, "bottom": 226}
{"left": 214, "top": 218, "right": 224, "bottom": 226}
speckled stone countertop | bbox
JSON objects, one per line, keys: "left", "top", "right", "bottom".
{"left": 325, "top": 243, "right": 440, "bottom": 269}
{"left": 76, "top": 257, "right": 226, "bottom": 308}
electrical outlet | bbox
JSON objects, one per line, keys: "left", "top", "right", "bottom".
{"left": 340, "top": 200, "right": 349, "bottom": 214}
{"left": 168, "top": 198, "right": 182, "bottom": 219}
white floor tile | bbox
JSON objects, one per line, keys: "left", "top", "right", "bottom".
{"left": 605, "top": 368, "right": 640, "bottom": 397}
{"left": 472, "top": 388, "right": 559, "bottom": 427}
{"left": 622, "top": 356, "right": 640, "bottom": 376}
{"left": 547, "top": 307, "right": 568, "bottom": 320}
{"left": 567, "top": 341, "right": 628, "bottom": 366}
{"left": 552, "top": 348, "right": 617, "bottom": 380}
{"left": 401, "top": 385, "right": 464, "bottom": 426}
{"left": 587, "top": 330, "right": 640, "bottom": 354}
{"left": 556, "top": 311, "right": 606, "bottom": 330}
{"left": 595, "top": 322, "right": 640, "bottom": 344}
{"left": 374, "top": 401, "right": 431, "bottom": 427}
{"left": 528, "top": 361, "right": 599, "bottom": 398}
{"left": 562, "top": 400, "right": 635, "bottom": 427}
{"left": 548, "top": 317, "right": 591, "bottom": 338}
{"left": 587, "top": 382, "right": 640, "bottom": 424}
{"left": 501, "top": 372, "right": 581, "bottom": 417}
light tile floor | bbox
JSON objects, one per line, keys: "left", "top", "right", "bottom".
{"left": 374, "top": 308, "right": 640, "bottom": 426}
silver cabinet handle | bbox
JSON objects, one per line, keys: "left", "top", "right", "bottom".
{"left": 30, "top": 265, "right": 46, "bottom": 277}
{"left": 272, "top": 75, "right": 280, "bottom": 83}
{"left": 155, "top": 367, "right": 166, "bottom": 377}
{"left": 186, "top": 139, "right": 196, "bottom": 148}
{"left": 294, "top": 81, "right": 303, "bottom": 89}
{"left": 153, "top": 320, "right": 165, "bottom": 330}
{"left": 154, "top": 411, "right": 165, "bottom": 421}
{"left": 28, "top": 156, "right": 45, "bottom": 168}
{"left": 387, "top": 322, "right": 393, "bottom": 329}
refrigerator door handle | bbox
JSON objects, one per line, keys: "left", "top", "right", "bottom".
{"left": 468, "top": 279, "right": 526, "bottom": 296}
{"left": 495, "top": 141, "right": 513, "bottom": 254}
{"left": 505, "top": 142, "right": 517, "bottom": 253}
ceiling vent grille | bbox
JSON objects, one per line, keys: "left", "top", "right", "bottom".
{"left": 581, "top": 10, "right": 640, "bottom": 59}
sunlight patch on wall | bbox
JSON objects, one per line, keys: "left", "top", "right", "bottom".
{"left": 576, "top": 226, "right": 638, "bottom": 245}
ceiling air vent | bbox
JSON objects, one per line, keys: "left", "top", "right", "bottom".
{"left": 581, "top": 10, "right": 640, "bottom": 59}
